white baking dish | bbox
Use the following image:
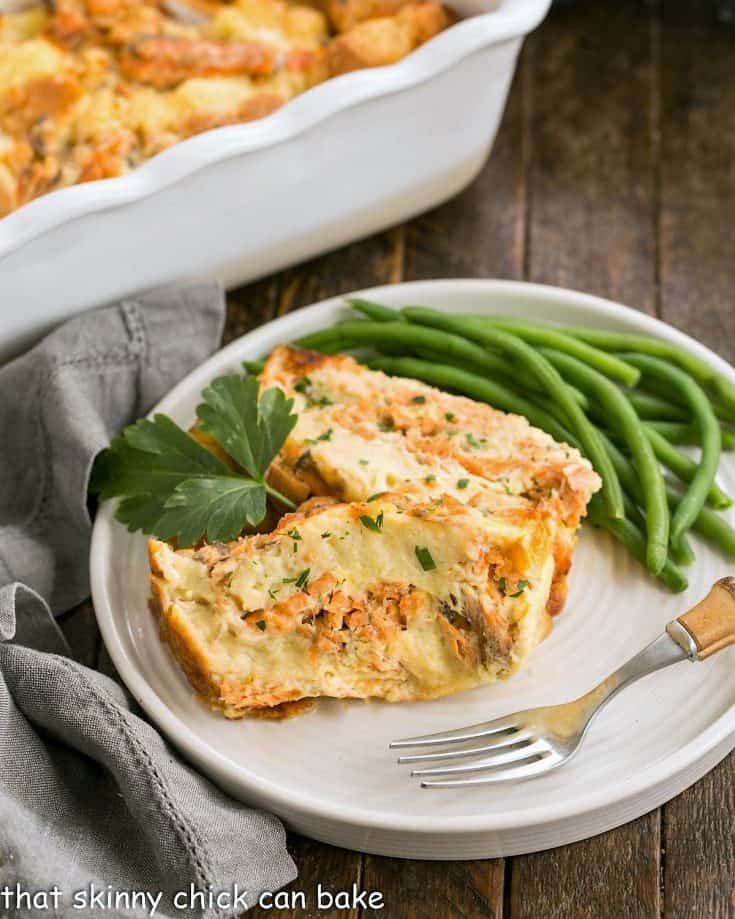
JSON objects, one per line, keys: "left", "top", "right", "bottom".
{"left": 0, "top": 0, "right": 550, "bottom": 362}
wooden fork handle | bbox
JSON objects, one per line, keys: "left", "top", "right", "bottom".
{"left": 677, "top": 577, "right": 735, "bottom": 660}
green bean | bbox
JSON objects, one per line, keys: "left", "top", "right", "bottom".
{"left": 301, "top": 319, "right": 591, "bottom": 406}
{"left": 564, "top": 327, "right": 711, "bottom": 373}
{"left": 367, "top": 356, "right": 575, "bottom": 445}
{"left": 296, "top": 328, "right": 351, "bottom": 350}
{"left": 669, "top": 532, "right": 696, "bottom": 567}
{"left": 598, "top": 428, "right": 735, "bottom": 559}
{"left": 538, "top": 348, "right": 669, "bottom": 574}
{"left": 622, "top": 353, "right": 724, "bottom": 548}
{"left": 642, "top": 423, "right": 729, "bottom": 510}
{"left": 646, "top": 421, "right": 735, "bottom": 451}
{"left": 597, "top": 415, "right": 730, "bottom": 508}
{"left": 563, "top": 326, "right": 735, "bottom": 409}
{"left": 666, "top": 485, "right": 735, "bottom": 558}
{"left": 634, "top": 375, "right": 735, "bottom": 429}
{"left": 347, "top": 298, "right": 406, "bottom": 323}
{"left": 625, "top": 391, "right": 689, "bottom": 421}
{"left": 463, "top": 316, "right": 641, "bottom": 386}
{"left": 586, "top": 496, "right": 688, "bottom": 592}
{"left": 402, "top": 307, "right": 624, "bottom": 519}
{"left": 407, "top": 345, "right": 590, "bottom": 410}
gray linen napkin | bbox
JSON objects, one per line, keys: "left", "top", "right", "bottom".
{"left": 0, "top": 285, "right": 297, "bottom": 918}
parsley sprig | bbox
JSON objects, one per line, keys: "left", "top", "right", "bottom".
{"left": 90, "top": 375, "right": 298, "bottom": 547}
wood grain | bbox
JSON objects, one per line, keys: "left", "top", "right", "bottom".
{"left": 525, "top": 0, "right": 657, "bottom": 311}
{"left": 362, "top": 856, "right": 504, "bottom": 919}
{"left": 248, "top": 836, "right": 363, "bottom": 919}
{"left": 658, "top": 4, "right": 735, "bottom": 916}
{"left": 403, "top": 51, "right": 528, "bottom": 282}
{"left": 662, "top": 764, "right": 735, "bottom": 919}
{"left": 657, "top": 1, "right": 735, "bottom": 364}
{"left": 510, "top": 813, "right": 661, "bottom": 919}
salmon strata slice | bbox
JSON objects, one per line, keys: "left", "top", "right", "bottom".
{"left": 150, "top": 492, "right": 557, "bottom": 716}
{"left": 148, "top": 345, "right": 600, "bottom": 717}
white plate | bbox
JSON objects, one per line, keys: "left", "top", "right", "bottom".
{"left": 90, "top": 279, "right": 735, "bottom": 859}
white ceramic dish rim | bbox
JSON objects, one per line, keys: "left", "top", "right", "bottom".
{"left": 90, "top": 278, "right": 735, "bottom": 836}
{"left": 0, "top": 0, "right": 547, "bottom": 259}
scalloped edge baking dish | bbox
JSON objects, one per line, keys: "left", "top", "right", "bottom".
{"left": 0, "top": 0, "right": 550, "bottom": 362}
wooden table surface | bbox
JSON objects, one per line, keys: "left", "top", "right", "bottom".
{"left": 62, "top": 1, "right": 735, "bottom": 915}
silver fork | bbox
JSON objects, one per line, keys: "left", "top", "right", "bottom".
{"left": 392, "top": 577, "right": 735, "bottom": 788}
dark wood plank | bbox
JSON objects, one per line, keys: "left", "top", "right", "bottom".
{"left": 662, "top": 760, "right": 735, "bottom": 919}
{"left": 525, "top": 0, "right": 657, "bottom": 311}
{"left": 512, "top": 3, "right": 661, "bottom": 915}
{"left": 658, "top": 6, "right": 735, "bottom": 917}
{"left": 247, "top": 836, "right": 362, "bottom": 919}
{"left": 362, "top": 856, "right": 504, "bottom": 919}
{"left": 225, "top": 277, "right": 282, "bottom": 346}
{"left": 403, "top": 50, "right": 527, "bottom": 282}
{"left": 657, "top": 1, "right": 735, "bottom": 365}
{"left": 272, "top": 227, "right": 405, "bottom": 315}
{"left": 510, "top": 813, "right": 661, "bottom": 919}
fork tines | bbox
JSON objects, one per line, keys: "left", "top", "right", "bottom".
{"left": 391, "top": 714, "right": 559, "bottom": 787}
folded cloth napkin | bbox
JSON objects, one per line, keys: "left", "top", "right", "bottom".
{"left": 0, "top": 284, "right": 296, "bottom": 919}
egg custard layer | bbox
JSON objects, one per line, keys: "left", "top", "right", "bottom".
{"left": 150, "top": 346, "right": 600, "bottom": 717}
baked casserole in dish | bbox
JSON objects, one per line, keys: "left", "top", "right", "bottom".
{"left": 0, "top": 0, "right": 551, "bottom": 362}
{"left": 0, "top": 0, "right": 457, "bottom": 214}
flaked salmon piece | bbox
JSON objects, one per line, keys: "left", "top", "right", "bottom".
{"left": 120, "top": 36, "right": 278, "bottom": 87}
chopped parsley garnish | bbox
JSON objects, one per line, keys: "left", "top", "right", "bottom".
{"left": 445, "top": 412, "right": 456, "bottom": 423}
{"left": 288, "top": 528, "right": 302, "bottom": 541}
{"left": 465, "top": 433, "right": 486, "bottom": 449}
{"left": 498, "top": 576, "right": 507, "bottom": 595}
{"left": 223, "top": 571, "right": 234, "bottom": 586}
{"left": 378, "top": 418, "right": 395, "bottom": 432}
{"left": 89, "top": 374, "right": 298, "bottom": 547}
{"left": 321, "top": 531, "right": 331, "bottom": 539}
{"left": 360, "top": 511, "right": 384, "bottom": 532}
{"left": 457, "top": 478, "right": 469, "bottom": 489}
{"left": 308, "top": 394, "right": 333, "bottom": 408}
{"left": 294, "top": 376, "right": 312, "bottom": 394}
{"left": 307, "top": 428, "right": 333, "bottom": 444}
{"left": 367, "top": 492, "right": 387, "bottom": 502}
{"left": 256, "top": 619, "right": 267, "bottom": 631}
{"left": 411, "top": 395, "right": 426, "bottom": 404}
{"left": 358, "top": 459, "right": 369, "bottom": 465}
{"left": 415, "top": 546, "right": 436, "bottom": 571}
{"left": 295, "top": 568, "right": 311, "bottom": 590}
{"left": 267, "top": 587, "right": 280, "bottom": 600}
{"left": 511, "top": 579, "right": 529, "bottom": 598}
{"left": 424, "top": 475, "right": 436, "bottom": 484}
